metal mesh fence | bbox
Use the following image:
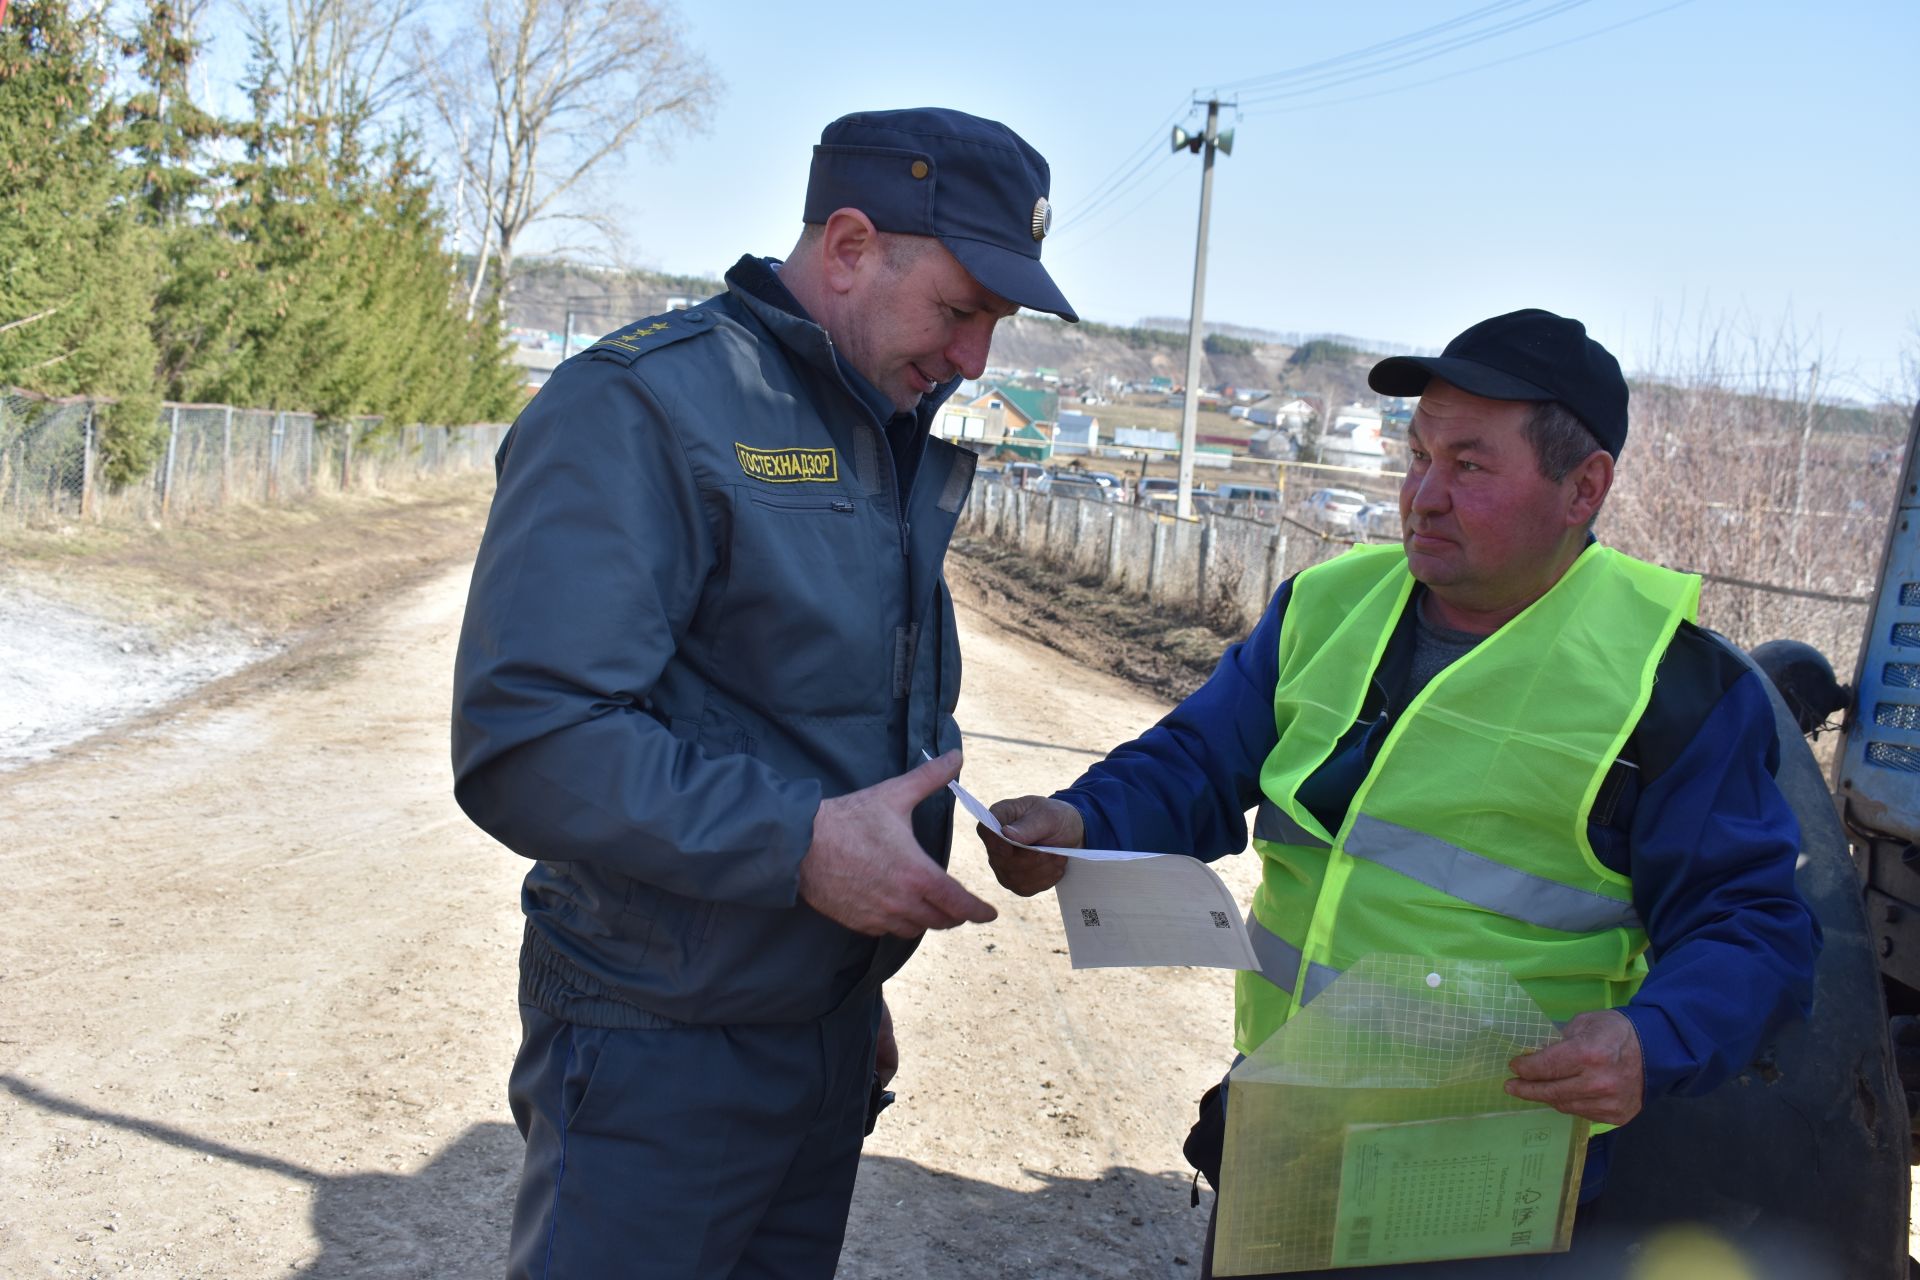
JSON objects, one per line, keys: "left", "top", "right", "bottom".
{"left": 0, "top": 392, "right": 93, "bottom": 526}
{"left": 0, "top": 389, "right": 508, "bottom": 530}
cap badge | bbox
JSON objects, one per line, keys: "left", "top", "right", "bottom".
{"left": 1030, "top": 196, "right": 1051, "bottom": 242}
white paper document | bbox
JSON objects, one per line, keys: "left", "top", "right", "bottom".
{"left": 948, "top": 775, "right": 1259, "bottom": 971}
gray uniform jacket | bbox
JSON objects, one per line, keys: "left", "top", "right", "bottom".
{"left": 451, "top": 256, "right": 973, "bottom": 1027}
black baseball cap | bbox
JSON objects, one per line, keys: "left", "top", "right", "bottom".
{"left": 1368, "top": 309, "right": 1628, "bottom": 456}
{"left": 804, "top": 107, "right": 1078, "bottom": 323}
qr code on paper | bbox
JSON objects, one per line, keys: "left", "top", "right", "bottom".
{"left": 1081, "top": 908, "right": 1101, "bottom": 927}
{"left": 1210, "top": 911, "right": 1230, "bottom": 929}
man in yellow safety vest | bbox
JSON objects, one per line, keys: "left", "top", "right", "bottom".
{"left": 980, "top": 309, "right": 1818, "bottom": 1278}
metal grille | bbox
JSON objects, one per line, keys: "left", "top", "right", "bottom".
{"left": 1894, "top": 623, "right": 1920, "bottom": 649}
{"left": 1884, "top": 663, "right": 1920, "bottom": 689}
{"left": 1866, "top": 742, "right": 1920, "bottom": 773}
{"left": 1901, "top": 583, "right": 1920, "bottom": 606}
{"left": 1874, "top": 702, "right": 1920, "bottom": 730}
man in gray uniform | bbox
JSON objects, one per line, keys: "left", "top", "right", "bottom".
{"left": 451, "top": 108, "right": 1077, "bottom": 1279}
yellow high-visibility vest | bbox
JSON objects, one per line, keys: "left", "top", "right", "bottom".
{"left": 1237, "top": 542, "right": 1700, "bottom": 1055}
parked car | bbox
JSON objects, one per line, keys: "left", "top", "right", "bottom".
{"left": 1137, "top": 476, "right": 1179, "bottom": 507}
{"left": 1137, "top": 476, "right": 1219, "bottom": 514}
{"left": 1212, "top": 482, "right": 1283, "bottom": 520}
{"left": 1352, "top": 500, "right": 1402, "bottom": 542}
{"left": 1001, "top": 461, "right": 1046, "bottom": 489}
{"left": 1082, "top": 470, "right": 1125, "bottom": 495}
{"left": 1047, "top": 475, "right": 1117, "bottom": 502}
{"left": 1302, "top": 486, "right": 1369, "bottom": 532}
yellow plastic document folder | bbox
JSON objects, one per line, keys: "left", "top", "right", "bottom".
{"left": 1212, "top": 955, "right": 1589, "bottom": 1275}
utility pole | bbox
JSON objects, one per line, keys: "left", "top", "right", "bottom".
{"left": 1172, "top": 99, "right": 1233, "bottom": 521}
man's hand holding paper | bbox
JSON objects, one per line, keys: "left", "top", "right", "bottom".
{"left": 979, "top": 795, "right": 1076, "bottom": 896}
{"left": 953, "top": 776, "right": 1257, "bottom": 971}
{"left": 1505, "top": 1007, "right": 1646, "bottom": 1125}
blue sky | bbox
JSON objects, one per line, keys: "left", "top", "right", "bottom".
{"left": 199, "top": 0, "right": 1918, "bottom": 402}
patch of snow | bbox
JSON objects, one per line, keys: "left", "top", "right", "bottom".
{"left": 0, "top": 584, "right": 268, "bottom": 769}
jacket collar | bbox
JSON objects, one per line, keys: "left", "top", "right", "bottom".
{"left": 723, "top": 255, "right": 959, "bottom": 431}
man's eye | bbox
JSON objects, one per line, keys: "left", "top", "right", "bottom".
{"left": 948, "top": 306, "right": 973, "bottom": 320}
{"left": 1458, "top": 460, "right": 1481, "bottom": 472}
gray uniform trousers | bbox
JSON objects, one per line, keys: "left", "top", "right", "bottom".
{"left": 507, "top": 995, "right": 882, "bottom": 1280}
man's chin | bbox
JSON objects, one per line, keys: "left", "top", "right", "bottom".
{"left": 1403, "top": 547, "right": 1458, "bottom": 586}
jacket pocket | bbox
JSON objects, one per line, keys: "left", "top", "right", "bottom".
{"left": 717, "top": 489, "right": 889, "bottom": 717}
{"left": 623, "top": 881, "right": 718, "bottom": 963}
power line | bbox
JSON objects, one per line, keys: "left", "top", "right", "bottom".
{"left": 1060, "top": 0, "right": 1592, "bottom": 242}
{"left": 1050, "top": 164, "right": 1192, "bottom": 253}
{"left": 1058, "top": 144, "right": 1175, "bottom": 234}
{"left": 1050, "top": 0, "right": 1693, "bottom": 264}
{"left": 1232, "top": 0, "right": 1597, "bottom": 107}
{"left": 1237, "top": 0, "right": 1697, "bottom": 118}
{"left": 1057, "top": 96, "right": 1189, "bottom": 233}
{"left": 1216, "top": 0, "right": 1542, "bottom": 93}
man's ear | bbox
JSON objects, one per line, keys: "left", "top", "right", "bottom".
{"left": 819, "top": 208, "right": 880, "bottom": 296}
{"left": 1566, "top": 450, "right": 1614, "bottom": 526}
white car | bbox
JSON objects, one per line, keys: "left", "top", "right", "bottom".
{"left": 1353, "top": 500, "right": 1403, "bottom": 542}
{"left": 1302, "top": 487, "right": 1369, "bottom": 532}
{"left": 1136, "top": 476, "right": 1179, "bottom": 507}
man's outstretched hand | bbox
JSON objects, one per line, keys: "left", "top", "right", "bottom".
{"left": 978, "top": 795, "right": 1080, "bottom": 896}
{"left": 799, "top": 750, "right": 997, "bottom": 938}
{"left": 1506, "top": 1009, "right": 1645, "bottom": 1126}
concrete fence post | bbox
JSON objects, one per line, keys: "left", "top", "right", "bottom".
{"left": 1105, "top": 508, "right": 1122, "bottom": 587}
{"left": 80, "top": 404, "right": 95, "bottom": 520}
{"left": 160, "top": 405, "right": 180, "bottom": 520}
{"left": 220, "top": 406, "right": 232, "bottom": 504}
{"left": 1197, "top": 519, "right": 1215, "bottom": 613}
{"left": 267, "top": 412, "right": 283, "bottom": 501}
{"left": 1148, "top": 518, "right": 1167, "bottom": 604}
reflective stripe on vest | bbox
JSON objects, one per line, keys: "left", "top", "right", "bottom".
{"left": 1237, "top": 542, "right": 1698, "bottom": 1056}
{"left": 1246, "top": 911, "right": 1341, "bottom": 998}
{"left": 1345, "top": 814, "right": 1644, "bottom": 934}
{"left": 1253, "top": 798, "right": 1330, "bottom": 850}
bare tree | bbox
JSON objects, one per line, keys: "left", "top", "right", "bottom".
{"left": 240, "top": 0, "right": 425, "bottom": 179}
{"left": 415, "top": 0, "right": 718, "bottom": 311}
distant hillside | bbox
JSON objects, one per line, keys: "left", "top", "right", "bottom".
{"left": 987, "top": 316, "right": 1383, "bottom": 410}
{"left": 502, "top": 259, "right": 1387, "bottom": 409}
{"left": 506, "top": 259, "right": 725, "bottom": 337}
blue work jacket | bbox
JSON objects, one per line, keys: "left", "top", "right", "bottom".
{"left": 1057, "top": 573, "right": 1820, "bottom": 1194}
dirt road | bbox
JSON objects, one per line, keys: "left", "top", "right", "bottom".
{"left": 0, "top": 550, "right": 1258, "bottom": 1278}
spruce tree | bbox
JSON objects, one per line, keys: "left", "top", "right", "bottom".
{"left": 0, "top": 0, "right": 163, "bottom": 482}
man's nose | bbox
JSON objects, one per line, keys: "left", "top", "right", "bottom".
{"left": 1408, "top": 466, "right": 1448, "bottom": 515}
{"left": 947, "top": 318, "right": 996, "bottom": 381}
